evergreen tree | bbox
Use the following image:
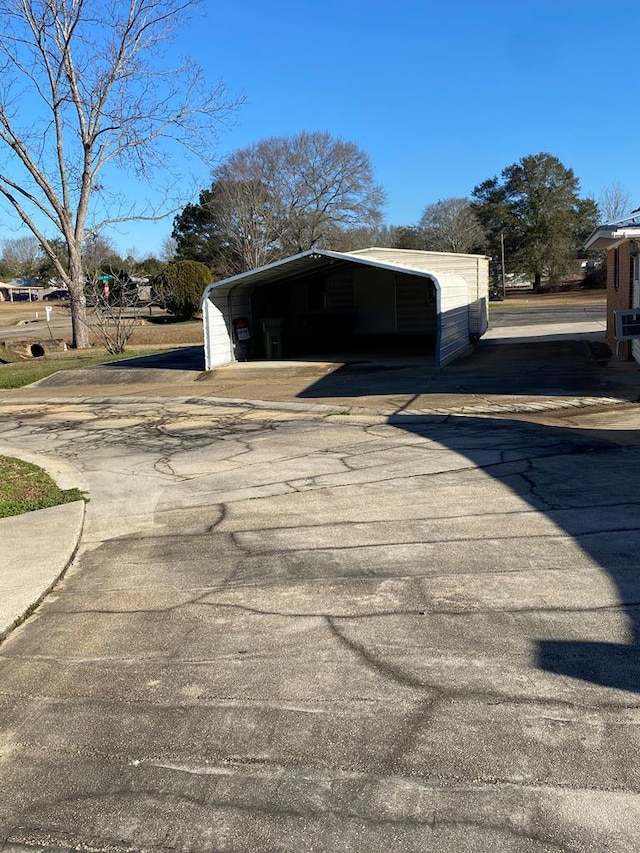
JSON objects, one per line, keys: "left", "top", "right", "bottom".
{"left": 472, "top": 153, "right": 598, "bottom": 291}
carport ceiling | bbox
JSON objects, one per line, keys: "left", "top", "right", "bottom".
{"left": 223, "top": 251, "right": 354, "bottom": 292}
{"left": 244, "top": 255, "right": 353, "bottom": 286}
{"left": 204, "top": 249, "right": 437, "bottom": 299}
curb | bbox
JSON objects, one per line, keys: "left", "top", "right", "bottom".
{"left": 0, "top": 391, "right": 636, "bottom": 419}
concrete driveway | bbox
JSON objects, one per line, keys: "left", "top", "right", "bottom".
{"left": 1, "top": 364, "right": 640, "bottom": 851}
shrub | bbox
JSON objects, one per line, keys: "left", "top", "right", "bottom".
{"left": 581, "top": 266, "right": 607, "bottom": 290}
{"left": 154, "top": 260, "right": 213, "bottom": 319}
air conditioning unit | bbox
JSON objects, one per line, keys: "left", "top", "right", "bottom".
{"left": 614, "top": 309, "right": 640, "bottom": 341}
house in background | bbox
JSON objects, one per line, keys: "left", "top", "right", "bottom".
{"left": 584, "top": 211, "right": 640, "bottom": 364}
{"left": 201, "top": 247, "right": 490, "bottom": 370}
{"left": 0, "top": 281, "right": 41, "bottom": 301}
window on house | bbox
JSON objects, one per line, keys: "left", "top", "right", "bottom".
{"left": 632, "top": 250, "right": 640, "bottom": 309}
{"left": 614, "top": 247, "right": 620, "bottom": 290}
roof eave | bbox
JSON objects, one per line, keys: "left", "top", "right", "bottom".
{"left": 584, "top": 225, "right": 640, "bottom": 251}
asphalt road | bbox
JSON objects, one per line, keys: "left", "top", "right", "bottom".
{"left": 489, "top": 302, "right": 606, "bottom": 328}
{"left": 0, "top": 315, "right": 71, "bottom": 341}
{"left": 0, "top": 392, "right": 639, "bottom": 851}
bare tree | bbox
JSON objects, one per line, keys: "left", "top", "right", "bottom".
{"left": 160, "top": 236, "right": 178, "bottom": 265}
{"left": 82, "top": 234, "right": 122, "bottom": 276}
{"left": 1, "top": 235, "right": 43, "bottom": 279}
{"left": 599, "top": 182, "right": 633, "bottom": 223}
{"left": 322, "top": 223, "right": 393, "bottom": 253}
{"left": 206, "top": 131, "right": 385, "bottom": 272}
{"left": 274, "top": 132, "right": 385, "bottom": 254}
{"left": 389, "top": 225, "right": 426, "bottom": 250}
{"left": 87, "top": 268, "right": 142, "bottom": 354}
{"left": 418, "top": 197, "right": 485, "bottom": 254}
{"left": 212, "top": 172, "right": 282, "bottom": 273}
{"left": 0, "top": 0, "right": 237, "bottom": 347}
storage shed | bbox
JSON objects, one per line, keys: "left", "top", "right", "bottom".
{"left": 201, "top": 247, "right": 489, "bottom": 369}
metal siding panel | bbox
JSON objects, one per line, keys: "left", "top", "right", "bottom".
{"left": 438, "top": 306, "right": 472, "bottom": 365}
{"left": 205, "top": 289, "right": 252, "bottom": 368}
{"left": 467, "top": 258, "right": 489, "bottom": 337}
{"left": 229, "top": 293, "right": 251, "bottom": 323}
{"left": 468, "top": 295, "right": 488, "bottom": 337}
{"left": 350, "top": 248, "right": 485, "bottom": 276}
{"left": 327, "top": 269, "right": 355, "bottom": 311}
{"left": 438, "top": 273, "right": 468, "bottom": 312}
{"left": 352, "top": 249, "right": 489, "bottom": 345}
{"left": 477, "top": 259, "right": 489, "bottom": 335}
{"left": 435, "top": 273, "right": 471, "bottom": 366}
{"left": 467, "top": 268, "right": 479, "bottom": 337}
{"left": 202, "top": 300, "right": 211, "bottom": 369}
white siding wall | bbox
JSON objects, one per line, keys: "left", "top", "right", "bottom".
{"left": 468, "top": 257, "right": 489, "bottom": 337}
{"left": 203, "top": 297, "right": 234, "bottom": 368}
{"left": 203, "top": 287, "right": 252, "bottom": 369}
{"left": 351, "top": 248, "right": 484, "bottom": 280}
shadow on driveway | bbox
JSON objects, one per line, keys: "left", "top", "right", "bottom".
{"left": 297, "top": 341, "right": 623, "bottom": 399}
{"left": 100, "top": 346, "right": 205, "bottom": 372}
{"left": 389, "top": 412, "right": 640, "bottom": 693}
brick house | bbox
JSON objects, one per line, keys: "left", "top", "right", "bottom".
{"left": 584, "top": 212, "right": 640, "bottom": 363}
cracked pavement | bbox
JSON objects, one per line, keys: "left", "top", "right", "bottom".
{"left": 1, "top": 394, "right": 640, "bottom": 851}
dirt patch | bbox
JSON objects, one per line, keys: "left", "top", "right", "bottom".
{"left": 123, "top": 320, "right": 203, "bottom": 347}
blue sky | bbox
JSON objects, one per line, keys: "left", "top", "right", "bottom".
{"left": 111, "top": 0, "right": 640, "bottom": 255}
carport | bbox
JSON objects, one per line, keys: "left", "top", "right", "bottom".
{"left": 202, "top": 247, "right": 489, "bottom": 369}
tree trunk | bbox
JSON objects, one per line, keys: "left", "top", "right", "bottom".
{"left": 68, "top": 249, "right": 90, "bottom": 349}
{"left": 533, "top": 271, "right": 542, "bottom": 293}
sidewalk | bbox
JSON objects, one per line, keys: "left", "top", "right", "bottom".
{"left": 0, "top": 447, "right": 86, "bottom": 642}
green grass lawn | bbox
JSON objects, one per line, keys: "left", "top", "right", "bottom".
{"left": 0, "top": 455, "right": 85, "bottom": 518}
{"left": 0, "top": 348, "right": 163, "bottom": 389}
